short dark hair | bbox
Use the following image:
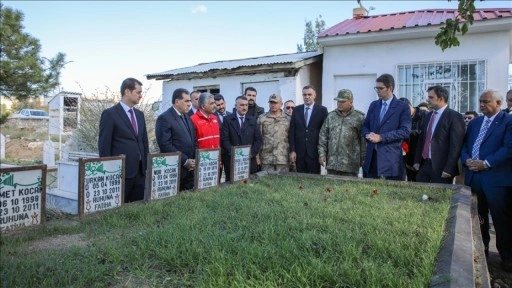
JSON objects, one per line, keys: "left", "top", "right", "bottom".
{"left": 236, "top": 95, "right": 248, "bottom": 102}
{"left": 172, "top": 88, "right": 190, "bottom": 104}
{"left": 190, "top": 90, "right": 201, "bottom": 96}
{"left": 214, "top": 94, "right": 225, "bottom": 101}
{"left": 464, "top": 111, "right": 479, "bottom": 118}
{"left": 244, "top": 87, "right": 257, "bottom": 95}
{"left": 376, "top": 74, "right": 395, "bottom": 92}
{"left": 284, "top": 100, "right": 295, "bottom": 105}
{"left": 302, "top": 85, "right": 316, "bottom": 92}
{"left": 427, "top": 85, "right": 449, "bottom": 103}
{"left": 398, "top": 97, "right": 412, "bottom": 107}
{"left": 120, "top": 78, "right": 142, "bottom": 96}
{"left": 418, "top": 102, "right": 428, "bottom": 108}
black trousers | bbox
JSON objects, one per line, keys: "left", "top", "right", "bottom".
{"left": 296, "top": 155, "right": 321, "bottom": 174}
{"left": 416, "top": 159, "right": 454, "bottom": 184}
{"left": 180, "top": 170, "right": 195, "bottom": 191}
{"left": 124, "top": 162, "right": 145, "bottom": 203}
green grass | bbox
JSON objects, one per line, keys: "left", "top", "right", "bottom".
{"left": 0, "top": 175, "right": 451, "bottom": 287}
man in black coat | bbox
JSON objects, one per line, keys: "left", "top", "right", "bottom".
{"left": 232, "top": 87, "right": 264, "bottom": 117}
{"left": 413, "top": 85, "right": 465, "bottom": 184}
{"left": 288, "top": 85, "right": 328, "bottom": 174}
{"left": 156, "top": 88, "right": 197, "bottom": 191}
{"left": 98, "top": 78, "right": 149, "bottom": 202}
{"left": 221, "top": 95, "right": 262, "bottom": 182}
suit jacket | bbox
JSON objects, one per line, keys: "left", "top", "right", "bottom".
{"left": 214, "top": 111, "right": 231, "bottom": 124}
{"left": 288, "top": 103, "right": 328, "bottom": 158}
{"left": 414, "top": 107, "right": 465, "bottom": 176}
{"left": 461, "top": 111, "right": 512, "bottom": 186}
{"left": 98, "top": 103, "right": 149, "bottom": 178}
{"left": 155, "top": 107, "right": 197, "bottom": 179}
{"left": 362, "top": 96, "right": 411, "bottom": 177}
{"left": 221, "top": 113, "right": 262, "bottom": 174}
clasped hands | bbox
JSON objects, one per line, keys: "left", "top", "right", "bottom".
{"left": 466, "top": 159, "right": 487, "bottom": 172}
{"left": 365, "top": 132, "right": 381, "bottom": 143}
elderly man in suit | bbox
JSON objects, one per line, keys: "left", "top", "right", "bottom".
{"left": 288, "top": 85, "right": 328, "bottom": 174}
{"left": 362, "top": 74, "right": 411, "bottom": 180}
{"left": 221, "top": 95, "right": 262, "bottom": 182}
{"left": 156, "top": 88, "right": 197, "bottom": 191}
{"left": 461, "top": 89, "right": 512, "bottom": 272}
{"left": 98, "top": 77, "right": 149, "bottom": 203}
{"left": 413, "top": 86, "right": 465, "bottom": 184}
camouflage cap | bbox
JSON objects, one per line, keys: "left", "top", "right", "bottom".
{"left": 268, "top": 94, "right": 282, "bottom": 103}
{"left": 334, "top": 89, "right": 353, "bottom": 102}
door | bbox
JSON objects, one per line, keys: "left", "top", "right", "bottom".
{"left": 333, "top": 74, "right": 377, "bottom": 114}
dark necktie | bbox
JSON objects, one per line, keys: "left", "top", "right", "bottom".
{"left": 304, "top": 107, "right": 310, "bottom": 126}
{"left": 239, "top": 116, "right": 244, "bottom": 128}
{"left": 421, "top": 111, "right": 437, "bottom": 159}
{"left": 128, "top": 109, "right": 138, "bottom": 136}
{"left": 181, "top": 115, "right": 191, "bottom": 137}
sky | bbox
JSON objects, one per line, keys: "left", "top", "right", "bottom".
{"left": 4, "top": 0, "right": 511, "bottom": 102}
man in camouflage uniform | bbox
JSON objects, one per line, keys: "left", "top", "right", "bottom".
{"left": 257, "top": 94, "right": 291, "bottom": 172}
{"left": 318, "top": 89, "right": 366, "bottom": 176}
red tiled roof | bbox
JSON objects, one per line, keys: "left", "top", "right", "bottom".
{"left": 319, "top": 8, "right": 512, "bottom": 38}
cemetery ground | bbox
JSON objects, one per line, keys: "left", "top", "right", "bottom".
{"left": 1, "top": 121, "right": 511, "bottom": 287}
{"left": 1, "top": 176, "right": 453, "bottom": 287}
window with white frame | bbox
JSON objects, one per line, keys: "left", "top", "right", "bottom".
{"left": 397, "top": 60, "right": 486, "bottom": 112}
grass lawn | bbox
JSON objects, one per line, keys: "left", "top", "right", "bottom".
{"left": 0, "top": 175, "right": 452, "bottom": 287}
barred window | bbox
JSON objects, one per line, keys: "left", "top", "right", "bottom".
{"left": 397, "top": 60, "right": 486, "bottom": 112}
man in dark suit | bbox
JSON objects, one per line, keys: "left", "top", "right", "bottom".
{"left": 187, "top": 90, "right": 201, "bottom": 116}
{"left": 362, "top": 74, "right": 411, "bottom": 180}
{"left": 213, "top": 94, "right": 231, "bottom": 124}
{"left": 461, "top": 89, "right": 512, "bottom": 272}
{"left": 288, "top": 85, "right": 328, "bottom": 174}
{"left": 156, "top": 88, "right": 197, "bottom": 191}
{"left": 221, "top": 95, "right": 262, "bottom": 182}
{"left": 231, "top": 87, "right": 265, "bottom": 117}
{"left": 413, "top": 86, "right": 465, "bottom": 184}
{"left": 98, "top": 77, "right": 149, "bottom": 203}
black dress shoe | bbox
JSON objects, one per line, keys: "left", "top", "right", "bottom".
{"left": 502, "top": 259, "right": 512, "bottom": 272}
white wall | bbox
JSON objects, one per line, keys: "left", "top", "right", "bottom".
{"left": 321, "top": 30, "right": 511, "bottom": 113}
{"left": 159, "top": 69, "right": 312, "bottom": 115}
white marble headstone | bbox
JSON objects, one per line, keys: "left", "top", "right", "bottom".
{"left": 0, "top": 134, "right": 5, "bottom": 159}
{"left": 43, "top": 140, "right": 55, "bottom": 166}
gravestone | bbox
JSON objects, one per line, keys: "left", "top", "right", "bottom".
{"left": 195, "top": 148, "right": 220, "bottom": 190}
{"left": 0, "top": 134, "right": 5, "bottom": 159}
{"left": 0, "top": 165, "right": 47, "bottom": 232}
{"left": 146, "top": 153, "right": 181, "bottom": 200}
{"left": 43, "top": 140, "right": 55, "bottom": 166}
{"left": 78, "top": 156, "right": 125, "bottom": 219}
{"left": 231, "top": 145, "right": 251, "bottom": 182}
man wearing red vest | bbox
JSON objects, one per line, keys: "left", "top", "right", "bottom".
{"left": 190, "top": 92, "right": 221, "bottom": 149}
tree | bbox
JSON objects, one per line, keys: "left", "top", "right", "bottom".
{"left": 297, "top": 15, "right": 326, "bottom": 52}
{"left": 434, "top": 0, "right": 476, "bottom": 51}
{"left": 357, "top": 0, "right": 479, "bottom": 51}
{"left": 0, "top": 3, "right": 67, "bottom": 101}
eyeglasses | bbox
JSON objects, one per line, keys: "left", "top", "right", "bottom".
{"left": 285, "top": 106, "right": 294, "bottom": 110}
{"left": 374, "top": 87, "right": 386, "bottom": 91}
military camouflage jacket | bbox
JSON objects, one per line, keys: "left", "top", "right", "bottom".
{"left": 257, "top": 111, "right": 290, "bottom": 165}
{"left": 318, "top": 107, "right": 366, "bottom": 174}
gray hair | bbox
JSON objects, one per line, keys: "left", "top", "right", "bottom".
{"left": 198, "top": 92, "right": 214, "bottom": 108}
{"left": 481, "top": 89, "right": 502, "bottom": 102}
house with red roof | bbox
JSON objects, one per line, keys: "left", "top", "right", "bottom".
{"left": 318, "top": 8, "right": 512, "bottom": 114}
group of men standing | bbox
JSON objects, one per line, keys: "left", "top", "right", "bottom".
{"left": 98, "top": 76, "right": 511, "bottom": 272}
